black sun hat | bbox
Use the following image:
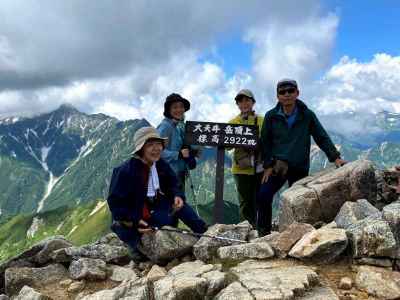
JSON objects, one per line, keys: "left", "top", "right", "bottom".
{"left": 163, "top": 93, "right": 191, "bottom": 118}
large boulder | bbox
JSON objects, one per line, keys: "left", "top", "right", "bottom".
{"left": 167, "top": 260, "right": 216, "bottom": 278}
{"left": 355, "top": 266, "right": 400, "bottom": 299}
{"left": 193, "top": 222, "right": 252, "bottom": 262}
{"left": 51, "top": 243, "right": 130, "bottom": 265}
{"left": 215, "top": 282, "right": 253, "bottom": 300}
{"left": 153, "top": 276, "right": 208, "bottom": 300}
{"left": 217, "top": 242, "right": 274, "bottom": 262}
{"left": 229, "top": 260, "right": 320, "bottom": 299}
{"left": 383, "top": 201, "right": 400, "bottom": 248}
{"left": 346, "top": 217, "right": 397, "bottom": 258}
{"left": 69, "top": 258, "right": 107, "bottom": 281}
{"left": 289, "top": 228, "right": 348, "bottom": 263}
{"left": 5, "top": 264, "right": 68, "bottom": 296}
{"left": 335, "top": 199, "right": 381, "bottom": 229}
{"left": 81, "top": 278, "right": 151, "bottom": 300}
{"left": 0, "top": 236, "right": 71, "bottom": 294}
{"left": 254, "top": 223, "right": 315, "bottom": 258}
{"left": 153, "top": 260, "right": 226, "bottom": 299}
{"left": 93, "top": 233, "right": 126, "bottom": 247}
{"left": 108, "top": 265, "right": 139, "bottom": 282}
{"left": 279, "top": 160, "right": 376, "bottom": 231}
{"left": 375, "top": 169, "right": 400, "bottom": 209}
{"left": 13, "top": 286, "right": 51, "bottom": 300}
{"left": 137, "top": 226, "right": 198, "bottom": 264}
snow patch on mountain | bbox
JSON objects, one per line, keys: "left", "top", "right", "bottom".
{"left": 68, "top": 225, "right": 78, "bottom": 236}
{"left": 56, "top": 221, "right": 65, "bottom": 232}
{"left": 37, "top": 173, "right": 60, "bottom": 213}
{"left": 89, "top": 201, "right": 106, "bottom": 217}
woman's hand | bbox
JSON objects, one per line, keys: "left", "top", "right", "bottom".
{"left": 137, "top": 219, "right": 153, "bottom": 233}
{"left": 261, "top": 167, "right": 273, "bottom": 184}
{"left": 173, "top": 196, "right": 184, "bottom": 211}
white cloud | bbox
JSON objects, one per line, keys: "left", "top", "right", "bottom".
{"left": 245, "top": 13, "right": 338, "bottom": 92}
{"left": 313, "top": 54, "right": 400, "bottom": 115}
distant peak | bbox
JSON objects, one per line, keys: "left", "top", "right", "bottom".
{"left": 57, "top": 103, "right": 80, "bottom": 113}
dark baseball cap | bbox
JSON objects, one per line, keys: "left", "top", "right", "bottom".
{"left": 277, "top": 79, "right": 298, "bottom": 90}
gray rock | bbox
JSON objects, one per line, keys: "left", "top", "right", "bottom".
{"left": 256, "top": 222, "right": 315, "bottom": 258}
{"left": 164, "top": 258, "right": 180, "bottom": 271}
{"left": 339, "top": 277, "right": 353, "bottom": 290}
{"left": 201, "top": 270, "right": 227, "bottom": 297}
{"left": 0, "top": 236, "right": 71, "bottom": 294}
{"left": 247, "top": 230, "right": 259, "bottom": 241}
{"left": 167, "top": 260, "right": 215, "bottom": 278}
{"left": 94, "top": 233, "right": 126, "bottom": 247}
{"left": 215, "top": 282, "right": 253, "bottom": 300}
{"left": 69, "top": 258, "right": 107, "bottom": 281}
{"left": 355, "top": 257, "right": 393, "bottom": 268}
{"left": 355, "top": 266, "right": 400, "bottom": 299}
{"left": 335, "top": 199, "right": 381, "bottom": 229}
{"left": 13, "top": 286, "right": 51, "bottom": 300}
{"left": 51, "top": 243, "right": 130, "bottom": 265}
{"left": 301, "top": 285, "right": 339, "bottom": 300}
{"left": 231, "top": 264, "right": 320, "bottom": 299}
{"left": 146, "top": 265, "right": 167, "bottom": 282}
{"left": 347, "top": 217, "right": 397, "bottom": 258}
{"left": 108, "top": 265, "right": 138, "bottom": 282}
{"left": 137, "top": 226, "right": 198, "bottom": 264}
{"left": 30, "top": 237, "right": 73, "bottom": 266}
{"left": 279, "top": 160, "right": 376, "bottom": 231}
{"left": 193, "top": 222, "right": 251, "bottom": 262}
{"left": 376, "top": 169, "right": 400, "bottom": 209}
{"left": 217, "top": 242, "right": 274, "bottom": 261}
{"left": 68, "top": 281, "right": 85, "bottom": 293}
{"left": 80, "top": 278, "right": 150, "bottom": 300}
{"left": 153, "top": 276, "right": 208, "bottom": 300}
{"left": 59, "top": 279, "right": 73, "bottom": 287}
{"left": 0, "top": 295, "right": 8, "bottom": 300}
{"left": 383, "top": 201, "right": 400, "bottom": 244}
{"left": 289, "top": 228, "right": 348, "bottom": 263}
{"left": 5, "top": 264, "right": 68, "bottom": 295}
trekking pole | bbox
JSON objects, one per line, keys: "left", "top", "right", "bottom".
{"left": 151, "top": 226, "right": 247, "bottom": 244}
{"left": 185, "top": 163, "right": 200, "bottom": 216}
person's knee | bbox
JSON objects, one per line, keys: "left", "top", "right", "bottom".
{"left": 257, "top": 184, "right": 276, "bottom": 201}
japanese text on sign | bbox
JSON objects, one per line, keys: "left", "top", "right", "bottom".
{"left": 185, "top": 121, "right": 258, "bottom": 149}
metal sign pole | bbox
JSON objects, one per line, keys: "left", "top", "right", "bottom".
{"left": 213, "top": 146, "right": 225, "bottom": 223}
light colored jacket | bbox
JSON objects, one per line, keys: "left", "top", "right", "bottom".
{"left": 157, "top": 118, "right": 186, "bottom": 175}
{"left": 229, "top": 113, "right": 264, "bottom": 175}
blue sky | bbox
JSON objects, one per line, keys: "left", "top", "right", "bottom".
{"left": 328, "top": 0, "right": 400, "bottom": 62}
{"left": 202, "top": 1, "right": 400, "bottom": 77}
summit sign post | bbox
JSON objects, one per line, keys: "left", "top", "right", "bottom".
{"left": 184, "top": 121, "right": 258, "bottom": 223}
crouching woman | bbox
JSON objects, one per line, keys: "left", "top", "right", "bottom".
{"left": 107, "top": 126, "right": 207, "bottom": 261}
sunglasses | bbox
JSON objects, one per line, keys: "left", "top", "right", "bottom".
{"left": 278, "top": 88, "right": 296, "bottom": 95}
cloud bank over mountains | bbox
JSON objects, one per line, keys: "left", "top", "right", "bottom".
{"left": 0, "top": 0, "right": 399, "bottom": 134}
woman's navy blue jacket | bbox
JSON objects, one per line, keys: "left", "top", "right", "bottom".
{"left": 107, "top": 157, "right": 184, "bottom": 225}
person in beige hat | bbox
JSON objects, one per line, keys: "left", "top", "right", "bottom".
{"left": 228, "top": 89, "right": 264, "bottom": 227}
{"left": 107, "top": 126, "right": 207, "bottom": 262}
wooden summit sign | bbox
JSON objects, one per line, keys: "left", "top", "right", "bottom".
{"left": 184, "top": 121, "right": 259, "bottom": 223}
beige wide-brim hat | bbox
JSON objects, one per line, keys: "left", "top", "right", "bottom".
{"left": 132, "top": 126, "right": 168, "bottom": 154}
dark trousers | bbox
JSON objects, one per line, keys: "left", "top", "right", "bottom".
{"left": 256, "top": 168, "right": 308, "bottom": 235}
{"left": 234, "top": 173, "right": 263, "bottom": 227}
{"left": 111, "top": 196, "right": 206, "bottom": 251}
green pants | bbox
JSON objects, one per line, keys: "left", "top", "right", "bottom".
{"left": 233, "top": 173, "right": 262, "bottom": 227}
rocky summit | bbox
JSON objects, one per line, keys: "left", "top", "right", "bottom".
{"left": 0, "top": 159, "right": 400, "bottom": 299}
